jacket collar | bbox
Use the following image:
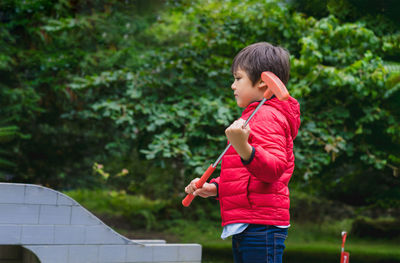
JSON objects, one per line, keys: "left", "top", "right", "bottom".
{"left": 241, "top": 95, "right": 301, "bottom": 139}
{"left": 241, "top": 95, "right": 276, "bottom": 116}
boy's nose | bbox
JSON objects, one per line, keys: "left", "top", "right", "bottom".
{"left": 231, "top": 82, "right": 236, "bottom": 90}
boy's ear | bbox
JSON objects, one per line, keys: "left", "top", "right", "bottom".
{"left": 257, "top": 80, "right": 268, "bottom": 89}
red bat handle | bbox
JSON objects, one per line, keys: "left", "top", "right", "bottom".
{"left": 182, "top": 165, "right": 216, "bottom": 207}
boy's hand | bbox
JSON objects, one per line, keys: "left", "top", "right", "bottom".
{"left": 185, "top": 178, "right": 217, "bottom": 198}
{"left": 225, "top": 119, "right": 253, "bottom": 161}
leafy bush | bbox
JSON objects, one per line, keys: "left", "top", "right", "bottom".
{"left": 1, "top": 0, "right": 399, "bottom": 208}
{"left": 0, "top": 126, "right": 19, "bottom": 177}
{"left": 351, "top": 217, "right": 400, "bottom": 239}
{"left": 0, "top": 0, "right": 166, "bottom": 188}
{"left": 290, "top": 189, "right": 354, "bottom": 223}
{"left": 64, "top": 188, "right": 222, "bottom": 231}
{"left": 65, "top": 0, "right": 399, "bottom": 190}
{"left": 65, "top": 189, "right": 168, "bottom": 230}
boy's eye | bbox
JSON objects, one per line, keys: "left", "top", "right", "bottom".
{"left": 235, "top": 77, "right": 241, "bottom": 80}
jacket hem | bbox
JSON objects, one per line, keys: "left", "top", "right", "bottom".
{"left": 221, "top": 219, "right": 290, "bottom": 227}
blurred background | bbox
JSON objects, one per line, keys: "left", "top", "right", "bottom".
{"left": 1, "top": 0, "right": 399, "bottom": 262}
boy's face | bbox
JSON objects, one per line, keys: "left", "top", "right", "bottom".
{"left": 231, "top": 69, "right": 265, "bottom": 108}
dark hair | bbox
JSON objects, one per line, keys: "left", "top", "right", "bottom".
{"left": 231, "top": 42, "right": 290, "bottom": 85}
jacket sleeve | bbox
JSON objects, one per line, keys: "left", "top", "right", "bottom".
{"left": 242, "top": 108, "right": 288, "bottom": 183}
{"left": 209, "top": 177, "right": 220, "bottom": 199}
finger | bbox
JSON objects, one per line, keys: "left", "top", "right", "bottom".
{"left": 185, "top": 185, "right": 193, "bottom": 194}
{"left": 193, "top": 188, "right": 206, "bottom": 197}
{"left": 232, "top": 120, "right": 245, "bottom": 130}
{"left": 189, "top": 183, "right": 197, "bottom": 192}
{"left": 229, "top": 121, "right": 240, "bottom": 130}
{"left": 191, "top": 178, "right": 200, "bottom": 184}
{"left": 189, "top": 185, "right": 196, "bottom": 193}
{"left": 237, "top": 119, "right": 247, "bottom": 129}
{"left": 225, "top": 124, "right": 233, "bottom": 134}
{"left": 186, "top": 182, "right": 197, "bottom": 193}
{"left": 240, "top": 121, "right": 248, "bottom": 129}
{"left": 238, "top": 118, "right": 246, "bottom": 125}
{"left": 185, "top": 186, "right": 193, "bottom": 194}
{"left": 228, "top": 122, "right": 237, "bottom": 129}
{"left": 190, "top": 178, "right": 200, "bottom": 190}
{"left": 234, "top": 119, "right": 243, "bottom": 127}
{"left": 229, "top": 119, "right": 238, "bottom": 127}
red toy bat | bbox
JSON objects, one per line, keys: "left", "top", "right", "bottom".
{"left": 182, "top": 71, "right": 290, "bottom": 207}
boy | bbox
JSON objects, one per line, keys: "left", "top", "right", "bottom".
{"left": 185, "top": 42, "right": 301, "bottom": 263}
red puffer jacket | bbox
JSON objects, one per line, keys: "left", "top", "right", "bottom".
{"left": 210, "top": 96, "right": 301, "bottom": 226}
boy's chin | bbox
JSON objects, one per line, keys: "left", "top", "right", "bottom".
{"left": 236, "top": 102, "right": 247, "bottom": 108}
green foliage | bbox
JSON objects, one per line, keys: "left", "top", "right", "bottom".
{"left": 0, "top": 0, "right": 399, "bottom": 207}
{"left": 292, "top": 0, "right": 400, "bottom": 28}
{"left": 65, "top": 189, "right": 168, "bottom": 230}
{"left": 69, "top": 0, "right": 399, "bottom": 205}
{"left": 290, "top": 188, "right": 355, "bottom": 223}
{"left": 64, "top": 188, "right": 221, "bottom": 230}
{"left": 0, "top": 126, "right": 19, "bottom": 170}
{"left": 66, "top": 0, "right": 400, "bottom": 185}
{"left": 0, "top": 0, "right": 166, "bottom": 187}
{"left": 0, "top": 125, "right": 30, "bottom": 179}
{"left": 291, "top": 15, "right": 397, "bottom": 181}
{"left": 0, "top": 126, "right": 19, "bottom": 144}
{"left": 351, "top": 217, "right": 400, "bottom": 239}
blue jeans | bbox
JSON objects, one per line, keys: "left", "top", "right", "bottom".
{"left": 232, "top": 224, "right": 288, "bottom": 263}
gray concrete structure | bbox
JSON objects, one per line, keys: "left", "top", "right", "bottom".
{"left": 0, "top": 183, "right": 201, "bottom": 263}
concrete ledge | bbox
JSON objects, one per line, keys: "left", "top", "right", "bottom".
{"left": 0, "top": 183, "right": 202, "bottom": 262}
{"left": 131, "top": 240, "right": 167, "bottom": 244}
{"left": 25, "top": 244, "right": 202, "bottom": 263}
